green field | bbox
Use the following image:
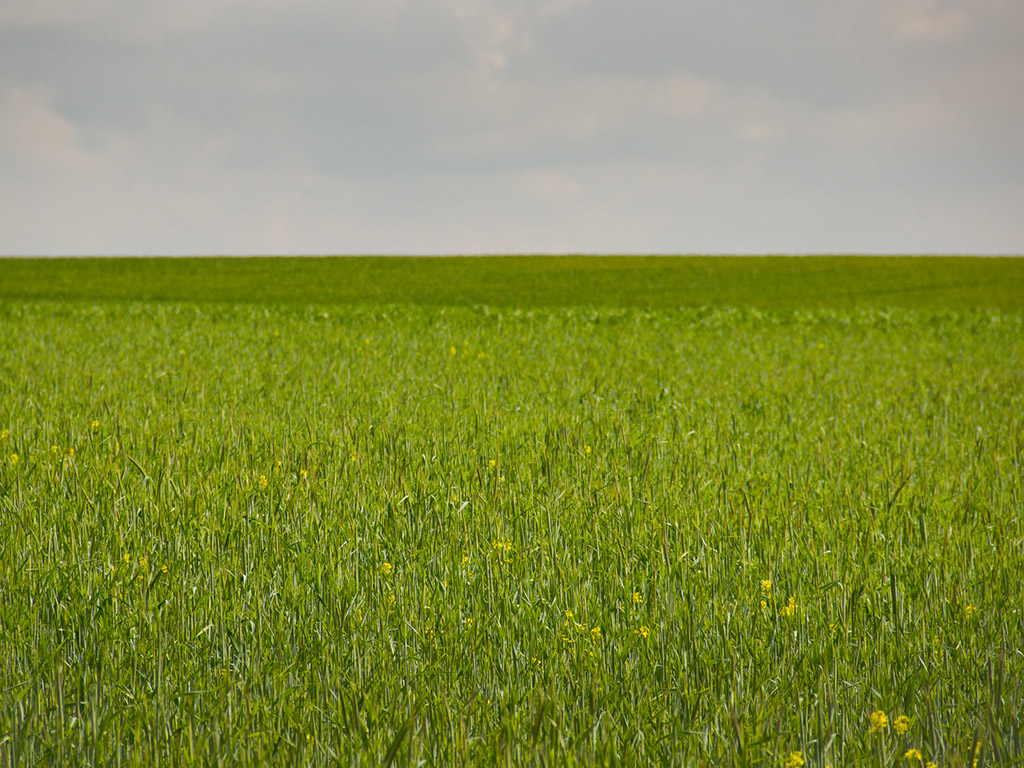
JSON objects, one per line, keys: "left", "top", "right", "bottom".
{"left": 2, "top": 255, "right": 1023, "bottom": 310}
{"left": 1, "top": 257, "right": 1022, "bottom": 766}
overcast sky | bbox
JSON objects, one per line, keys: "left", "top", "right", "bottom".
{"left": 1, "top": 0, "right": 1022, "bottom": 255}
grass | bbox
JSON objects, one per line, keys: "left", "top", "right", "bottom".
{"left": 1, "top": 254, "right": 1023, "bottom": 310}
{"left": 1, "top": 256, "right": 1022, "bottom": 766}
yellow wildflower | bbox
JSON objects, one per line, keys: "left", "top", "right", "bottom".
{"left": 380, "top": 561, "right": 393, "bottom": 576}
{"left": 785, "top": 751, "right": 805, "bottom": 768}
{"left": 91, "top": 420, "right": 100, "bottom": 431}
{"left": 761, "top": 579, "right": 772, "bottom": 593}
{"left": 926, "top": 762, "right": 938, "bottom": 768}
{"left": 9, "top": 453, "right": 18, "bottom": 466}
{"left": 590, "top": 627, "right": 601, "bottom": 642}
{"left": 869, "top": 710, "right": 888, "bottom": 734}
{"left": 632, "top": 591, "right": 643, "bottom": 604}
{"left": 258, "top": 474, "right": 268, "bottom": 489}
{"left": 488, "top": 459, "right": 496, "bottom": 468}
{"left": 781, "top": 596, "right": 797, "bottom": 617}
{"left": 449, "top": 346, "right": 457, "bottom": 356}
{"left": 894, "top": 715, "right": 911, "bottom": 735}
{"left": 584, "top": 445, "right": 591, "bottom": 455}
{"left": 51, "top": 444, "right": 60, "bottom": 454}
{"left": 635, "top": 625, "right": 650, "bottom": 639}
{"left": 904, "top": 749, "right": 922, "bottom": 763}
{"left": 964, "top": 603, "right": 976, "bottom": 617}
{"left": 300, "top": 469, "right": 308, "bottom": 479}
{"left": 0, "top": 429, "right": 8, "bottom": 440}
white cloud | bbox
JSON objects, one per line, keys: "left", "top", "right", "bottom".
{"left": 441, "top": 0, "right": 532, "bottom": 75}
{"left": 0, "top": 84, "right": 100, "bottom": 171}
{"left": 883, "top": 0, "right": 970, "bottom": 42}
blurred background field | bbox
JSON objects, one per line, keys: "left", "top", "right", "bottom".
{"left": 2, "top": 254, "right": 1023, "bottom": 310}
{"left": 1, "top": 257, "right": 1022, "bottom": 766}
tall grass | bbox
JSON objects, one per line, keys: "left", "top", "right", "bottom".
{"left": 1, "top": 300, "right": 1022, "bottom": 766}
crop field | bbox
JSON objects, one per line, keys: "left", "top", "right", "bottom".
{"left": 1, "top": 256, "right": 1023, "bottom": 766}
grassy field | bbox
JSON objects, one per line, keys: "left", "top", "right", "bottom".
{"left": 1, "top": 257, "right": 1022, "bottom": 766}
{"left": 1, "top": 255, "right": 1023, "bottom": 310}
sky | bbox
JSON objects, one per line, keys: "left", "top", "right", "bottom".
{"left": 1, "top": 0, "right": 1022, "bottom": 256}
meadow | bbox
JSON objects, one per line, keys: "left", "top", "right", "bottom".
{"left": 1, "top": 256, "right": 1022, "bottom": 766}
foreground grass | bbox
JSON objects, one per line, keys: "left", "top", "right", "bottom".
{"left": 1, "top": 255, "right": 1023, "bottom": 310}
{"left": 1, "top": 298, "right": 1022, "bottom": 766}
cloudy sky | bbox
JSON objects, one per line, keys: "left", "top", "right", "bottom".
{"left": 1, "top": 0, "right": 1022, "bottom": 255}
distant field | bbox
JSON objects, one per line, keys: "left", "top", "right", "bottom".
{"left": 1, "top": 258, "right": 1022, "bottom": 766}
{"left": 1, "top": 254, "right": 1023, "bottom": 309}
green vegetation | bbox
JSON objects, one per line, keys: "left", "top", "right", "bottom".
{"left": 1, "top": 254, "right": 1022, "bottom": 310}
{"left": 1, "top": 257, "right": 1022, "bottom": 766}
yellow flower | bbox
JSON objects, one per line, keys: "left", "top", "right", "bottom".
{"left": 449, "top": 346, "right": 457, "bottom": 356}
{"left": 636, "top": 625, "right": 650, "bottom": 639}
{"left": 761, "top": 579, "right": 772, "bottom": 593}
{"left": 380, "top": 561, "right": 393, "bottom": 576}
{"left": 904, "top": 749, "right": 922, "bottom": 762}
{"left": 894, "top": 715, "right": 911, "bottom": 735}
{"left": 964, "top": 603, "right": 976, "bottom": 617}
{"left": 8, "top": 453, "right": 18, "bottom": 466}
{"left": 785, "top": 751, "right": 805, "bottom": 768}
{"left": 299, "top": 469, "right": 308, "bottom": 479}
{"left": 869, "top": 710, "right": 888, "bottom": 734}
{"left": 274, "top": 460, "right": 282, "bottom": 473}
{"left": 139, "top": 557, "right": 148, "bottom": 570}
{"left": 632, "top": 591, "right": 643, "bottom": 604}
{"left": 781, "top": 596, "right": 797, "bottom": 617}
{"left": 926, "top": 762, "right": 937, "bottom": 768}
{"left": 488, "top": 459, "right": 496, "bottom": 468}
{"left": 51, "top": 444, "right": 60, "bottom": 454}
{"left": 161, "top": 564, "right": 168, "bottom": 574}
{"left": 590, "top": 627, "right": 601, "bottom": 642}
{"left": 0, "top": 429, "right": 9, "bottom": 440}
{"left": 584, "top": 445, "right": 591, "bottom": 455}
{"left": 258, "top": 474, "right": 268, "bottom": 489}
